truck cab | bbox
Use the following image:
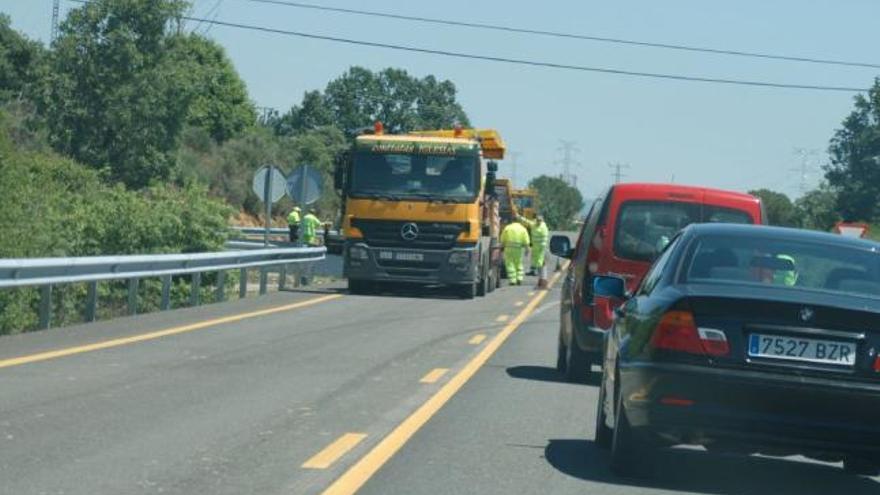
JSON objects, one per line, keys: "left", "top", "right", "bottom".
{"left": 336, "top": 124, "right": 505, "bottom": 298}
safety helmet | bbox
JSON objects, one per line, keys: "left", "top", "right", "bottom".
{"left": 293, "top": 206, "right": 301, "bottom": 212}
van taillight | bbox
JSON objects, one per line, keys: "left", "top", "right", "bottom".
{"left": 650, "top": 311, "right": 729, "bottom": 357}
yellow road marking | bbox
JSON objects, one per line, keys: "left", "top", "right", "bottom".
{"left": 468, "top": 334, "right": 487, "bottom": 345}
{"left": 302, "top": 433, "right": 368, "bottom": 469}
{"left": 322, "top": 266, "right": 565, "bottom": 495}
{"left": 0, "top": 294, "right": 342, "bottom": 370}
{"left": 419, "top": 368, "right": 449, "bottom": 384}
{"left": 495, "top": 314, "right": 509, "bottom": 323}
{"left": 514, "top": 301, "right": 524, "bottom": 307}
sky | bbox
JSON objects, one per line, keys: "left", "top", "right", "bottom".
{"left": 3, "top": 0, "right": 879, "bottom": 202}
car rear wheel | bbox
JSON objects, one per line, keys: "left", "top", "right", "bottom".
{"left": 843, "top": 457, "right": 880, "bottom": 476}
{"left": 594, "top": 374, "right": 613, "bottom": 449}
{"left": 556, "top": 334, "right": 567, "bottom": 373}
{"left": 609, "top": 387, "right": 650, "bottom": 477}
{"left": 564, "top": 337, "right": 591, "bottom": 383}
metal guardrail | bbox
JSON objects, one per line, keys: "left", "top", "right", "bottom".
{"left": 0, "top": 247, "right": 326, "bottom": 330}
{"left": 229, "top": 226, "right": 345, "bottom": 255}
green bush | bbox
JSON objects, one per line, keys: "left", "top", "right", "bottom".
{"left": 0, "top": 143, "right": 232, "bottom": 334}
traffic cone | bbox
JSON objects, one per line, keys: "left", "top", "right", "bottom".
{"left": 536, "top": 263, "right": 549, "bottom": 290}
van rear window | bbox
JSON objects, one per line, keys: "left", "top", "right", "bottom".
{"left": 614, "top": 201, "right": 752, "bottom": 262}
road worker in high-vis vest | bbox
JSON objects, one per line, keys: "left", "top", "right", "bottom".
{"left": 501, "top": 220, "right": 530, "bottom": 286}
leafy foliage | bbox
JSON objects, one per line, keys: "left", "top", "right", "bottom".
{"left": 528, "top": 175, "right": 584, "bottom": 230}
{"left": 38, "top": 0, "right": 192, "bottom": 189}
{"left": 0, "top": 14, "right": 46, "bottom": 102}
{"left": 826, "top": 78, "right": 880, "bottom": 221}
{"left": 748, "top": 189, "right": 797, "bottom": 227}
{"left": 169, "top": 33, "right": 256, "bottom": 143}
{"left": 794, "top": 184, "right": 840, "bottom": 231}
{"left": 270, "top": 67, "right": 470, "bottom": 137}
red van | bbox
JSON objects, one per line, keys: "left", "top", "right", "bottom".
{"left": 549, "top": 183, "right": 764, "bottom": 382}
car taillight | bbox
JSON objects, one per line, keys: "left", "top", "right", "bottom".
{"left": 650, "top": 310, "right": 729, "bottom": 357}
{"left": 873, "top": 355, "right": 880, "bottom": 373}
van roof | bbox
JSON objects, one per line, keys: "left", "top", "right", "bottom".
{"left": 610, "top": 182, "right": 760, "bottom": 206}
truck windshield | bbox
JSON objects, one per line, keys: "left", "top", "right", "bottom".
{"left": 350, "top": 152, "right": 479, "bottom": 202}
{"left": 514, "top": 196, "right": 534, "bottom": 209}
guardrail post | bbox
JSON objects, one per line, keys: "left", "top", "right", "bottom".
{"left": 278, "top": 264, "right": 287, "bottom": 291}
{"left": 160, "top": 275, "right": 172, "bottom": 311}
{"left": 259, "top": 267, "right": 268, "bottom": 295}
{"left": 215, "top": 270, "right": 226, "bottom": 302}
{"left": 85, "top": 281, "right": 98, "bottom": 322}
{"left": 190, "top": 272, "right": 201, "bottom": 306}
{"left": 239, "top": 268, "right": 247, "bottom": 298}
{"left": 127, "top": 278, "right": 138, "bottom": 315}
{"left": 38, "top": 284, "right": 52, "bottom": 329}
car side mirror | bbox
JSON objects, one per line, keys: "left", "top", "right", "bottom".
{"left": 550, "top": 235, "right": 573, "bottom": 259}
{"left": 593, "top": 275, "right": 627, "bottom": 299}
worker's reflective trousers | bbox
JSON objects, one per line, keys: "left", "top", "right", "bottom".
{"left": 504, "top": 246, "right": 525, "bottom": 284}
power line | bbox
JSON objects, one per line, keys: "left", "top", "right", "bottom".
{"left": 168, "top": 15, "right": 869, "bottom": 92}
{"left": 244, "top": 0, "right": 880, "bottom": 70}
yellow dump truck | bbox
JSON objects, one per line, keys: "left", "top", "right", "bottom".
{"left": 512, "top": 188, "right": 539, "bottom": 220}
{"left": 334, "top": 124, "right": 506, "bottom": 298}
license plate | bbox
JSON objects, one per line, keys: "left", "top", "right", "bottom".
{"left": 378, "top": 251, "right": 424, "bottom": 262}
{"left": 748, "top": 333, "right": 856, "bottom": 366}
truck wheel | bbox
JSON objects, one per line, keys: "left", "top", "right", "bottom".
{"left": 477, "top": 270, "right": 489, "bottom": 297}
{"left": 348, "top": 279, "right": 370, "bottom": 295}
{"left": 459, "top": 282, "right": 477, "bottom": 300}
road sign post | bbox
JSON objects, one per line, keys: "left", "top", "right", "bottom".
{"left": 252, "top": 165, "right": 287, "bottom": 246}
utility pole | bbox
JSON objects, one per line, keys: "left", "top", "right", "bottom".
{"left": 555, "top": 140, "right": 580, "bottom": 187}
{"left": 608, "top": 162, "right": 630, "bottom": 184}
{"left": 50, "top": 0, "right": 60, "bottom": 42}
{"left": 791, "top": 148, "right": 820, "bottom": 194}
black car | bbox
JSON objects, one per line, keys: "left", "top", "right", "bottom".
{"left": 595, "top": 223, "right": 880, "bottom": 477}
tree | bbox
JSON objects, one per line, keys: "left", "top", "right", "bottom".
{"left": 38, "top": 0, "right": 194, "bottom": 189}
{"left": 825, "top": 78, "right": 880, "bottom": 221}
{"left": 794, "top": 184, "right": 840, "bottom": 231}
{"left": 274, "top": 67, "right": 470, "bottom": 137}
{"left": 169, "top": 33, "right": 256, "bottom": 143}
{"left": 528, "top": 175, "right": 584, "bottom": 230}
{"left": 0, "top": 14, "right": 46, "bottom": 102}
{"left": 748, "top": 189, "right": 796, "bottom": 227}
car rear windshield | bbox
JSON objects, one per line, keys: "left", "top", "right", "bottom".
{"left": 614, "top": 201, "right": 753, "bottom": 262}
{"left": 685, "top": 234, "right": 880, "bottom": 299}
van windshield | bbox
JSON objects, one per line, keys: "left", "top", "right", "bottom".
{"left": 614, "top": 201, "right": 752, "bottom": 262}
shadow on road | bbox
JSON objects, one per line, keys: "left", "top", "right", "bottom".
{"left": 506, "top": 365, "right": 600, "bottom": 386}
{"left": 544, "top": 439, "right": 880, "bottom": 495}
{"left": 506, "top": 365, "right": 567, "bottom": 384}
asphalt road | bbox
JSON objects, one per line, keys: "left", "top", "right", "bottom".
{"left": 1, "top": 263, "right": 878, "bottom": 494}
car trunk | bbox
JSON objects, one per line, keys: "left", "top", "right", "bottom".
{"left": 681, "top": 283, "right": 880, "bottom": 383}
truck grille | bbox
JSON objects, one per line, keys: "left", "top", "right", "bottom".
{"left": 352, "top": 219, "right": 468, "bottom": 250}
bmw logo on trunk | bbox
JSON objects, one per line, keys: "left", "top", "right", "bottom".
{"left": 799, "top": 307, "right": 815, "bottom": 323}
{"left": 401, "top": 222, "right": 419, "bottom": 241}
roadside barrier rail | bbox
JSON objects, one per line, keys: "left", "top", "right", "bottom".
{"left": 0, "top": 247, "right": 326, "bottom": 330}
